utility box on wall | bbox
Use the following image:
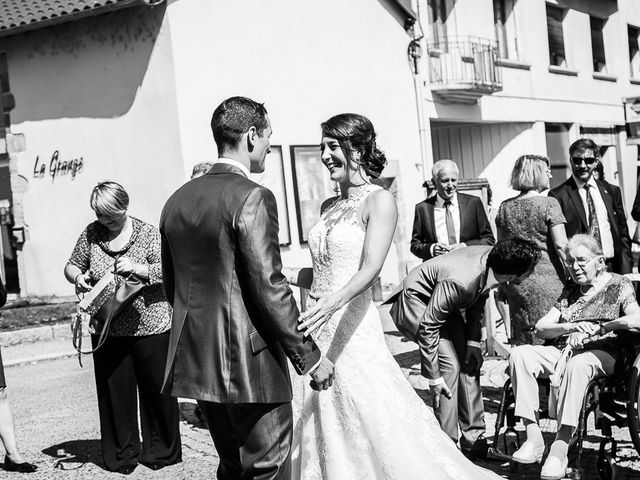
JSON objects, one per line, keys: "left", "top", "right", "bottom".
{"left": 624, "top": 97, "right": 640, "bottom": 145}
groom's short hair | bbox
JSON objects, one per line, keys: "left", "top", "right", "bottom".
{"left": 211, "top": 96, "right": 269, "bottom": 151}
{"left": 487, "top": 238, "right": 541, "bottom": 276}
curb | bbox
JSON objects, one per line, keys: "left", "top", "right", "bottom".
{"left": 4, "top": 350, "right": 79, "bottom": 368}
{"left": 1, "top": 323, "right": 90, "bottom": 367}
{"left": 0, "top": 323, "right": 75, "bottom": 346}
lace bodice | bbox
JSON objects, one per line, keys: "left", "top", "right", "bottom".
{"left": 307, "top": 184, "right": 380, "bottom": 296}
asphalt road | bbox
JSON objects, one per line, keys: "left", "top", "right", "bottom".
{"left": 2, "top": 307, "right": 639, "bottom": 479}
{"left": 5, "top": 356, "right": 218, "bottom": 479}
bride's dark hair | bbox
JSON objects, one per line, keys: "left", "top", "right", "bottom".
{"left": 321, "top": 113, "right": 387, "bottom": 179}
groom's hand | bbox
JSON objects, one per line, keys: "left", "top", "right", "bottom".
{"left": 429, "top": 383, "right": 452, "bottom": 410}
{"left": 310, "top": 357, "right": 335, "bottom": 391}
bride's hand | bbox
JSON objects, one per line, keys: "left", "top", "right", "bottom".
{"left": 298, "top": 292, "right": 343, "bottom": 337}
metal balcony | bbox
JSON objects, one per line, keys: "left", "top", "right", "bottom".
{"left": 426, "top": 36, "right": 503, "bottom": 104}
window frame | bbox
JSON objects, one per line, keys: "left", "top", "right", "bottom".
{"left": 546, "top": 3, "right": 567, "bottom": 67}
{"left": 629, "top": 24, "right": 640, "bottom": 79}
{"left": 589, "top": 16, "right": 607, "bottom": 74}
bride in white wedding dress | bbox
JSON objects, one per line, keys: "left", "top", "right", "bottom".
{"left": 284, "top": 114, "right": 503, "bottom": 480}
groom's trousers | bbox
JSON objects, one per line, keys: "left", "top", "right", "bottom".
{"left": 435, "top": 313, "right": 486, "bottom": 452}
{"left": 197, "top": 401, "right": 292, "bottom": 480}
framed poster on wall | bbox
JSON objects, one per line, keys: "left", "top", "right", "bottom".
{"left": 290, "top": 145, "right": 337, "bottom": 243}
{"left": 250, "top": 146, "right": 291, "bottom": 246}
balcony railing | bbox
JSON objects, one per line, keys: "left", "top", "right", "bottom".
{"left": 426, "top": 36, "right": 503, "bottom": 104}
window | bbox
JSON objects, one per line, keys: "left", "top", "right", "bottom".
{"left": 590, "top": 17, "right": 606, "bottom": 73}
{"left": 546, "top": 4, "right": 566, "bottom": 67}
{"left": 493, "top": 0, "right": 518, "bottom": 59}
{"left": 428, "top": 0, "right": 447, "bottom": 49}
{"left": 545, "top": 123, "right": 571, "bottom": 188}
{"left": 290, "top": 146, "right": 338, "bottom": 243}
{"left": 629, "top": 25, "right": 640, "bottom": 78}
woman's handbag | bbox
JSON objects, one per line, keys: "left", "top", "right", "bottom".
{"left": 71, "top": 271, "right": 147, "bottom": 366}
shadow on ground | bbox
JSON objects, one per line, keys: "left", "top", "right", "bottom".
{"left": 42, "top": 439, "right": 104, "bottom": 472}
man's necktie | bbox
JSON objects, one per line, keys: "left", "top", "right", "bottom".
{"left": 584, "top": 184, "right": 601, "bottom": 245}
{"left": 444, "top": 201, "right": 457, "bottom": 245}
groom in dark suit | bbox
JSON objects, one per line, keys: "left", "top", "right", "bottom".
{"left": 549, "top": 138, "right": 632, "bottom": 274}
{"left": 160, "top": 97, "right": 334, "bottom": 480}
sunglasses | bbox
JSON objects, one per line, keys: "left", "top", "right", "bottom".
{"left": 571, "top": 156, "right": 597, "bottom": 166}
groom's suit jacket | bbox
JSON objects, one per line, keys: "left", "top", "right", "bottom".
{"left": 385, "top": 246, "right": 491, "bottom": 380}
{"left": 160, "top": 162, "right": 320, "bottom": 403}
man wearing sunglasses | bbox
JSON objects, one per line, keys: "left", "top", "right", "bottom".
{"left": 549, "top": 138, "right": 632, "bottom": 274}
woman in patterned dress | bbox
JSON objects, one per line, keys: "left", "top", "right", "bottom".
{"left": 496, "top": 155, "right": 568, "bottom": 345}
{"left": 64, "top": 181, "right": 181, "bottom": 475}
{"left": 509, "top": 234, "right": 640, "bottom": 480}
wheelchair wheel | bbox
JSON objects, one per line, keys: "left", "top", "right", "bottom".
{"left": 626, "top": 353, "right": 640, "bottom": 454}
{"left": 596, "top": 451, "right": 617, "bottom": 480}
{"left": 506, "top": 441, "right": 519, "bottom": 473}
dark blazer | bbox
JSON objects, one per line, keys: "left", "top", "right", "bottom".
{"left": 384, "top": 246, "right": 491, "bottom": 380}
{"left": 410, "top": 193, "right": 495, "bottom": 260}
{"left": 549, "top": 177, "right": 632, "bottom": 274}
{"left": 160, "top": 162, "right": 321, "bottom": 403}
{"left": 631, "top": 185, "right": 640, "bottom": 222}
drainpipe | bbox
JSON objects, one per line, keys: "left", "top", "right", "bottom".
{"left": 408, "top": 1, "right": 432, "bottom": 182}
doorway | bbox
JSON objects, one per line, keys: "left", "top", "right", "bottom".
{"left": 0, "top": 52, "right": 20, "bottom": 294}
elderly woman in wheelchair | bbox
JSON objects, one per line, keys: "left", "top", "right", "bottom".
{"left": 508, "top": 234, "right": 640, "bottom": 480}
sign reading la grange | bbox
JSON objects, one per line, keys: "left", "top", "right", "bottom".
{"left": 33, "top": 150, "right": 84, "bottom": 181}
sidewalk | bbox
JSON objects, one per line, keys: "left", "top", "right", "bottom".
{"left": 1, "top": 322, "right": 87, "bottom": 367}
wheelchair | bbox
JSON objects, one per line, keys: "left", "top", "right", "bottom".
{"left": 488, "top": 340, "right": 640, "bottom": 480}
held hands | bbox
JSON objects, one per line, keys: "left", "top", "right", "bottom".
{"left": 74, "top": 273, "right": 92, "bottom": 293}
{"left": 298, "top": 292, "right": 343, "bottom": 337}
{"left": 463, "top": 345, "right": 484, "bottom": 376}
{"left": 572, "top": 321, "right": 600, "bottom": 336}
{"left": 433, "top": 243, "right": 464, "bottom": 257}
{"left": 309, "top": 357, "right": 335, "bottom": 391}
{"left": 432, "top": 243, "right": 452, "bottom": 257}
{"left": 114, "top": 257, "right": 137, "bottom": 276}
{"left": 567, "top": 331, "right": 590, "bottom": 349}
{"left": 429, "top": 382, "right": 453, "bottom": 410}
{"left": 566, "top": 322, "right": 600, "bottom": 348}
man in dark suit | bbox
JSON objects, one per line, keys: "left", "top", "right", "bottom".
{"left": 386, "top": 240, "right": 540, "bottom": 456}
{"left": 408, "top": 158, "right": 495, "bottom": 458}
{"left": 160, "top": 97, "right": 334, "bottom": 480}
{"left": 549, "top": 138, "right": 632, "bottom": 274}
{"left": 410, "top": 159, "right": 494, "bottom": 261}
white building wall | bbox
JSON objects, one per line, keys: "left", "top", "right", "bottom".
{"left": 0, "top": 0, "right": 423, "bottom": 296}
{"left": 0, "top": 6, "right": 183, "bottom": 296}
{"left": 418, "top": 0, "right": 640, "bottom": 216}
{"left": 165, "top": 0, "right": 423, "bottom": 284}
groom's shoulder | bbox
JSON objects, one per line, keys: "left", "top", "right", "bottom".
{"left": 428, "top": 246, "right": 490, "bottom": 280}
